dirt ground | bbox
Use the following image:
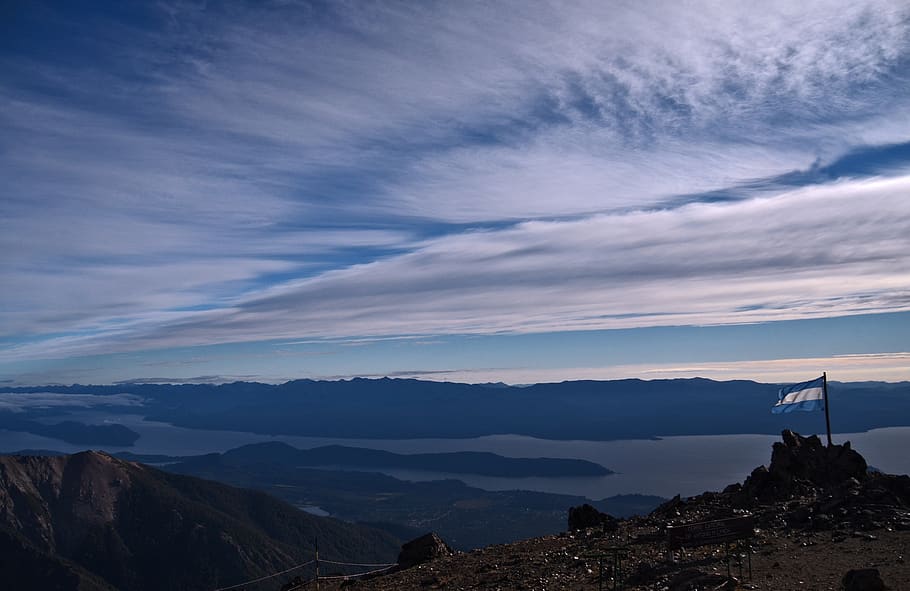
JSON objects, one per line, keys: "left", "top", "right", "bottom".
{"left": 324, "top": 517, "right": 908, "bottom": 590}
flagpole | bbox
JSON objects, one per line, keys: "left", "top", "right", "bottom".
{"left": 822, "top": 371, "right": 832, "bottom": 447}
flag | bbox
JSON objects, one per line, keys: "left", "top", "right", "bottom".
{"left": 771, "top": 375, "right": 825, "bottom": 414}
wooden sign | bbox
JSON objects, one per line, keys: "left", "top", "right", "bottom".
{"left": 666, "top": 515, "right": 754, "bottom": 549}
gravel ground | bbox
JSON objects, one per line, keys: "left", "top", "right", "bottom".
{"left": 324, "top": 518, "right": 908, "bottom": 591}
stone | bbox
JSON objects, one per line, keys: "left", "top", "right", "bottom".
{"left": 811, "top": 514, "right": 834, "bottom": 531}
{"left": 652, "top": 494, "right": 685, "bottom": 517}
{"left": 567, "top": 503, "right": 618, "bottom": 532}
{"left": 842, "top": 568, "right": 888, "bottom": 591}
{"left": 397, "top": 533, "right": 453, "bottom": 569}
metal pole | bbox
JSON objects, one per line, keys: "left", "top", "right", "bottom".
{"left": 822, "top": 371, "right": 833, "bottom": 447}
{"left": 314, "top": 537, "right": 319, "bottom": 591}
{"left": 613, "top": 551, "right": 618, "bottom": 591}
{"left": 610, "top": 549, "right": 624, "bottom": 591}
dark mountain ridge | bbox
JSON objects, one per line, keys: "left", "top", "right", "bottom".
{"left": 155, "top": 441, "right": 613, "bottom": 477}
{"left": 0, "top": 451, "right": 400, "bottom": 590}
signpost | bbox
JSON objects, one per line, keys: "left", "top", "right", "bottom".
{"left": 666, "top": 515, "right": 754, "bottom": 549}
{"left": 666, "top": 515, "right": 755, "bottom": 581}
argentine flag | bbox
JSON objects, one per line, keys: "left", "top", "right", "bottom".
{"left": 771, "top": 375, "right": 826, "bottom": 414}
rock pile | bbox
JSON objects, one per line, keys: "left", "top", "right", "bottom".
{"left": 397, "top": 532, "right": 454, "bottom": 569}
{"left": 649, "top": 431, "right": 910, "bottom": 533}
{"left": 737, "top": 430, "right": 868, "bottom": 503}
{"left": 567, "top": 503, "right": 619, "bottom": 532}
{"left": 636, "top": 431, "right": 908, "bottom": 589}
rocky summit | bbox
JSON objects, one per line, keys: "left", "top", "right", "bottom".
{"left": 324, "top": 431, "right": 909, "bottom": 590}
{"left": 733, "top": 430, "right": 870, "bottom": 503}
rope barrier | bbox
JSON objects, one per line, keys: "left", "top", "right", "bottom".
{"left": 213, "top": 559, "right": 315, "bottom": 591}
{"left": 319, "top": 559, "right": 398, "bottom": 568}
{"left": 317, "top": 565, "right": 397, "bottom": 581}
{"left": 278, "top": 564, "right": 397, "bottom": 589}
{"left": 210, "top": 547, "right": 399, "bottom": 590}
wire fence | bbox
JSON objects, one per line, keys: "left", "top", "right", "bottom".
{"left": 213, "top": 560, "right": 316, "bottom": 591}
{"left": 213, "top": 550, "right": 398, "bottom": 591}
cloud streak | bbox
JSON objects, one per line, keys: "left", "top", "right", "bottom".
{"left": 6, "top": 174, "right": 910, "bottom": 360}
{"left": 152, "top": 175, "right": 910, "bottom": 336}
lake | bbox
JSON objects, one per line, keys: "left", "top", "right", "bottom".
{"left": 2, "top": 411, "right": 908, "bottom": 499}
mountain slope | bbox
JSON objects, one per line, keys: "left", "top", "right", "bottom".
{"left": 0, "top": 525, "right": 117, "bottom": 591}
{"left": 0, "top": 451, "right": 400, "bottom": 591}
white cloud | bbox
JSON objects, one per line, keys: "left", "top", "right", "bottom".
{"left": 145, "top": 0, "right": 910, "bottom": 221}
{"left": 6, "top": 174, "right": 910, "bottom": 360}
{"left": 380, "top": 135, "right": 817, "bottom": 222}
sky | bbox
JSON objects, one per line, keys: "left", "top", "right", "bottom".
{"left": 2, "top": 0, "right": 910, "bottom": 386}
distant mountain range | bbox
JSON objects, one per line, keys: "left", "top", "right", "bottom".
{"left": 3, "top": 377, "right": 908, "bottom": 440}
{"left": 118, "top": 441, "right": 613, "bottom": 477}
{"left": 0, "top": 451, "right": 400, "bottom": 590}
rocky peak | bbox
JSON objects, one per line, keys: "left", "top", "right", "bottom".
{"left": 740, "top": 430, "right": 868, "bottom": 503}
{"left": 59, "top": 451, "right": 134, "bottom": 525}
{"left": 773, "top": 430, "right": 867, "bottom": 485}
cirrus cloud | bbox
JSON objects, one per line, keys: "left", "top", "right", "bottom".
{"left": 2, "top": 0, "right": 910, "bottom": 377}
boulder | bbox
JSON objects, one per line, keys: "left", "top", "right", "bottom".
{"left": 650, "top": 494, "right": 685, "bottom": 518}
{"left": 842, "top": 568, "right": 888, "bottom": 591}
{"left": 567, "top": 503, "right": 618, "bottom": 532}
{"left": 397, "top": 532, "right": 453, "bottom": 569}
{"left": 864, "top": 474, "right": 910, "bottom": 507}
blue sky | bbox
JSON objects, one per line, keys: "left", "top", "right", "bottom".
{"left": 2, "top": 0, "right": 910, "bottom": 386}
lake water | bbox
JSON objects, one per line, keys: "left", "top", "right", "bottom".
{"left": 2, "top": 412, "right": 908, "bottom": 500}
